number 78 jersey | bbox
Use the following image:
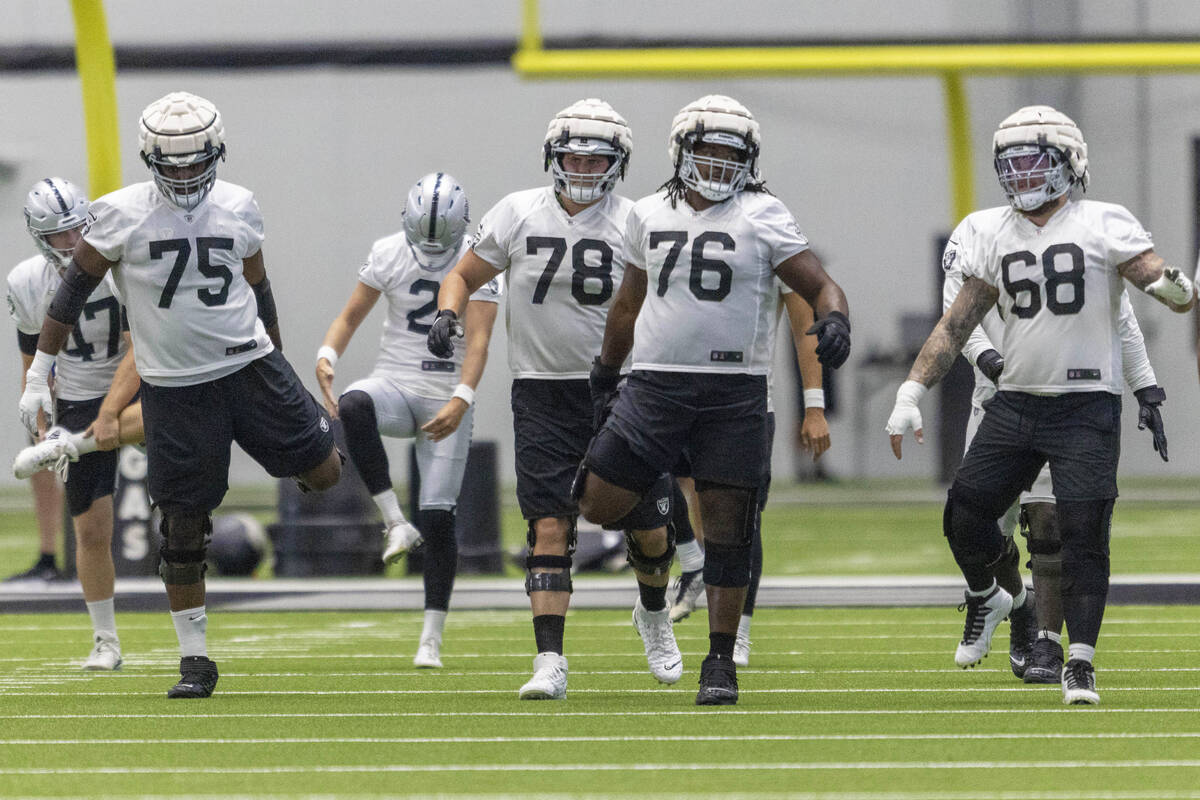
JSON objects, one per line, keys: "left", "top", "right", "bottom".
{"left": 83, "top": 180, "right": 271, "bottom": 387}
{"left": 471, "top": 187, "right": 632, "bottom": 379}
{"left": 624, "top": 191, "right": 810, "bottom": 374}
{"left": 951, "top": 198, "right": 1154, "bottom": 394}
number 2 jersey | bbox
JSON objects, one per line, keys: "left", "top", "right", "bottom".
{"left": 948, "top": 198, "right": 1153, "bottom": 395}
{"left": 83, "top": 180, "right": 271, "bottom": 387}
{"left": 471, "top": 187, "right": 633, "bottom": 380}
{"left": 356, "top": 233, "right": 501, "bottom": 399}
{"left": 624, "top": 190, "right": 810, "bottom": 374}
{"left": 7, "top": 255, "right": 128, "bottom": 401}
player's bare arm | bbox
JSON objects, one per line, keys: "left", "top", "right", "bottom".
{"left": 598, "top": 263, "right": 646, "bottom": 368}
{"left": 1118, "top": 248, "right": 1196, "bottom": 313}
{"left": 89, "top": 332, "right": 141, "bottom": 450}
{"left": 316, "top": 282, "right": 381, "bottom": 417}
{"left": 774, "top": 249, "right": 848, "bottom": 319}
{"left": 908, "top": 277, "right": 999, "bottom": 387}
{"left": 782, "top": 291, "right": 830, "bottom": 460}
{"left": 422, "top": 298, "right": 498, "bottom": 443}
{"left": 437, "top": 249, "right": 501, "bottom": 317}
{"left": 242, "top": 250, "right": 282, "bottom": 350}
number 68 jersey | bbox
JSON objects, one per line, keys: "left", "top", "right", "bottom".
{"left": 949, "top": 198, "right": 1154, "bottom": 395}
{"left": 471, "top": 187, "right": 633, "bottom": 380}
{"left": 83, "top": 180, "right": 271, "bottom": 387}
{"left": 624, "top": 190, "right": 810, "bottom": 375}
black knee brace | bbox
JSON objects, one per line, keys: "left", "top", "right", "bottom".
{"left": 1057, "top": 499, "right": 1114, "bottom": 597}
{"left": 1020, "top": 501, "right": 1062, "bottom": 575}
{"left": 942, "top": 490, "right": 1007, "bottom": 569}
{"left": 625, "top": 522, "right": 677, "bottom": 577}
{"left": 703, "top": 542, "right": 751, "bottom": 588}
{"left": 158, "top": 511, "right": 212, "bottom": 585}
{"left": 524, "top": 518, "right": 576, "bottom": 594}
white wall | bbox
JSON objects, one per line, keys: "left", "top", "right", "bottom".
{"left": 3, "top": 1, "right": 1200, "bottom": 490}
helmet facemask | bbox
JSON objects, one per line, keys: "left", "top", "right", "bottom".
{"left": 677, "top": 131, "right": 754, "bottom": 202}
{"left": 143, "top": 144, "right": 225, "bottom": 212}
{"left": 549, "top": 136, "right": 623, "bottom": 204}
{"left": 994, "top": 144, "right": 1074, "bottom": 213}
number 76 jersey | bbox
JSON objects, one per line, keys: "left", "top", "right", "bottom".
{"left": 471, "top": 187, "right": 633, "bottom": 380}
{"left": 950, "top": 198, "right": 1154, "bottom": 395}
{"left": 83, "top": 180, "right": 271, "bottom": 387}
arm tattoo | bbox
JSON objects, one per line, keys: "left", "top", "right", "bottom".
{"left": 908, "top": 278, "right": 998, "bottom": 387}
{"left": 1118, "top": 250, "right": 1162, "bottom": 290}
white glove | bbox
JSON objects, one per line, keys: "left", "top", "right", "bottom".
{"left": 19, "top": 351, "right": 55, "bottom": 436}
{"left": 1145, "top": 267, "right": 1195, "bottom": 306}
{"left": 885, "top": 380, "right": 927, "bottom": 459}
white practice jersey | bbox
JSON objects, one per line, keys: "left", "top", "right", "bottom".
{"left": 84, "top": 180, "right": 271, "bottom": 387}
{"left": 357, "top": 233, "right": 501, "bottom": 399}
{"left": 943, "top": 256, "right": 1157, "bottom": 407}
{"left": 625, "top": 191, "right": 810, "bottom": 374}
{"left": 947, "top": 198, "right": 1153, "bottom": 394}
{"left": 471, "top": 187, "right": 633, "bottom": 379}
{"left": 7, "top": 255, "right": 128, "bottom": 401}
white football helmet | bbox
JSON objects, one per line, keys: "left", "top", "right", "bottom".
{"left": 402, "top": 172, "right": 470, "bottom": 269}
{"left": 669, "top": 95, "right": 762, "bottom": 202}
{"left": 24, "top": 177, "right": 89, "bottom": 271}
{"left": 139, "top": 91, "right": 226, "bottom": 210}
{"left": 993, "top": 105, "right": 1089, "bottom": 212}
{"left": 543, "top": 98, "right": 632, "bottom": 204}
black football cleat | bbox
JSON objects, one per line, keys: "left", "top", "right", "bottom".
{"left": 1008, "top": 591, "right": 1039, "bottom": 679}
{"left": 167, "top": 655, "right": 219, "bottom": 699}
{"left": 1023, "top": 636, "right": 1064, "bottom": 685}
{"left": 695, "top": 654, "right": 739, "bottom": 706}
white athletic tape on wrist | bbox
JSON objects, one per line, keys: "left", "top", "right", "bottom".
{"left": 316, "top": 346, "right": 338, "bottom": 368}
{"left": 803, "top": 389, "right": 826, "bottom": 409}
{"left": 1146, "top": 269, "right": 1193, "bottom": 305}
{"left": 27, "top": 350, "right": 54, "bottom": 382}
{"left": 452, "top": 384, "right": 475, "bottom": 406}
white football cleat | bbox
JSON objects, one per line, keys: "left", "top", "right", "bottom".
{"left": 518, "top": 652, "right": 568, "bottom": 700}
{"left": 954, "top": 585, "right": 1014, "bottom": 668}
{"left": 382, "top": 521, "right": 423, "bottom": 565}
{"left": 633, "top": 598, "right": 682, "bottom": 684}
{"left": 13, "top": 426, "right": 78, "bottom": 481}
{"left": 413, "top": 638, "right": 443, "bottom": 669}
{"left": 82, "top": 632, "right": 122, "bottom": 671}
{"left": 1062, "top": 659, "right": 1100, "bottom": 705}
{"left": 668, "top": 570, "right": 705, "bottom": 622}
{"left": 733, "top": 631, "right": 751, "bottom": 667}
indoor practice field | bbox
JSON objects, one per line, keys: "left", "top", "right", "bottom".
{"left": 2, "top": 482, "right": 1200, "bottom": 799}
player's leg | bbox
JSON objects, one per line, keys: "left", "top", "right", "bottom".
{"left": 669, "top": 473, "right": 706, "bottom": 622}
{"left": 410, "top": 394, "right": 475, "bottom": 669}
{"left": 15, "top": 469, "right": 63, "bottom": 580}
{"left": 736, "top": 411, "right": 776, "bottom": 667}
{"left": 339, "top": 377, "right": 423, "bottom": 563}
{"left": 1020, "top": 498, "right": 1064, "bottom": 684}
{"left": 519, "top": 515, "right": 574, "bottom": 700}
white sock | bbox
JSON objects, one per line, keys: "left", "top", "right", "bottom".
{"left": 69, "top": 431, "right": 99, "bottom": 456}
{"left": 170, "top": 606, "right": 208, "bottom": 658}
{"left": 677, "top": 540, "right": 704, "bottom": 572}
{"left": 1011, "top": 586, "right": 1028, "bottom": 608}
{"left": 420, "top": 609, "right": 447, "bottom": 643}
{"left": 1039, "top": 629, "right": 1062, "bottom": 644}
{"left": 373, "top": 489, "right": 407, "bottom": 528}
{"left": 737, "top": 614, "right": 752, "bottom": 639}
{"left": 1068, "top": 643, "right": 1095, "bottom": 664}
{"left": 965, "top": 579, "right": 997, "bottom": 598}
{"left": 86, "top": 597, "right": 117, "bottom": 637}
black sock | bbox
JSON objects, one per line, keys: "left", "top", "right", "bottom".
{"left": 36, "top": 553, "right": 56, "bottom": 569}
{"left": 533, "top": 614, "right": 565, "bottom": 655}
{"left": 421, "top": 510, "right": 458, "bottom": 611}
{"left": 638, "top": 580, "right": 667, "bottom": 612}
{"left": 708, "top": 631, "right": 736, "bottom": 659}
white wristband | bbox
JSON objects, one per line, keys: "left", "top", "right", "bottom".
{"left": 316, "top": 346, "right": 338, "bottom": 368}
{"left": 26, "top": 350, "right": 54, "bottom": 382}
{"left": 452, "top": 383, "right": 475, "bottom": 406}
{"left": 803, "top": 389, "right": 825, "bottom": 409}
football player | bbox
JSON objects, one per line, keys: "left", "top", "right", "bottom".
{"left": 6, "top": 177, "right": 140, "bottom": 669}
{"left": 316, "top": 172, "right": 499, "bottom": 669}
{"left": 576, "top": 95, "right": 852, "bottom": 705}
{"left": 430, "top": 99, "right": 682, "bottom": 699}
{"left": 18, "top": 92, "right": 342, "bottom": 699}
{"left": 888, "top": 105, "right": 1194, "bottom": 705}
{"left": 944, "top": 237, "right": 1165, "bottom": 685}
{"left": 669, "top": 286, "right": 832, "bottom": 671}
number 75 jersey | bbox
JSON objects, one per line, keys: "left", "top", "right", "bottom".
{"left": 950, "top": 198, "right": 1154, "bottom": 395}
{"left": 471, "top": 187, "right": 633, "bottom": 380}
{"left": 83, "top": 180, "right": 271, "bottom": 387}
{"left": 624, "top": 191, "right": 810, "bottom": 375}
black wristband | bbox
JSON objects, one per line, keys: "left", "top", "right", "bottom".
{"left": 47, "top": 259, "right": 103, "bottom": 326}
{"left": 1134, "top": 385, "right": 1166, "bottom": 406}
{"left": 824, "top": 310, "right": 850, "bottom": 330}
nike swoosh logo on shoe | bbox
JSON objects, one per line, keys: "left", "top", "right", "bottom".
{"left": 664, "top": 661, "right": 680, "bottom": 671}
{"left": 1010, "top": 656, "right": 1026, "bottom": 667}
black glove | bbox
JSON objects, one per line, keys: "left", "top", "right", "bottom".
{"left": 1135, "top": 385, "right": 1168, "bottom": 462}
{"left": 589, "top": 357, "right": 622, "bottom": 432}
{"left": 806, "top": 310, "right": 851, "bottom": 369}
{"left": 426, "top": 309, "right": 463, "bottom": 359}
{"left": 976, "top": 349, "right": 1005, "bottom": 384}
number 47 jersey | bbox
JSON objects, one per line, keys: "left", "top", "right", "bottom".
{"left": 83, "top": 180, "right": 272, "bottom": 387}
{"left": 950, "top": 198, "right": 1154, "bottom": 395}
{"left": 471, "top": 187, "right": 633, "bottom": 380}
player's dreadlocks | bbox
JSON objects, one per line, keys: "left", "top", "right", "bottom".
{"left": 659, "top": 176, "right": 772, "bottom": 208}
